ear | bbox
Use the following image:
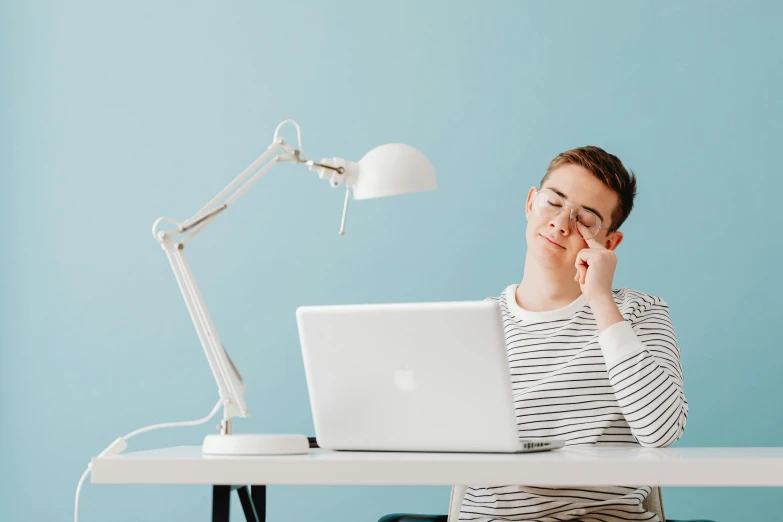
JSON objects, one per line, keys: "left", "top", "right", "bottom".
{"left": 602, "top": 230, "right": 624, "bottom": 251}
{"left": 524, "top": 187, "right": 537, "bottom": 220}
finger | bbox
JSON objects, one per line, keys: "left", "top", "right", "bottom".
{"left": 576, "top": 223, "right": 606, "bottom": 249}
{"left": 574, "top": 266, "right": 584, "bottom": 282}
{"left": 575, "top": 248, "right": 609, "bottom": 271}
{"left": 585, "top": 236, "right": 605, "bottom": 250}
{"left": 579, "top": 265, "right": 587, "bottom": 285}
{"left": 574, "top": 249, "right": 594, "bottom": 269}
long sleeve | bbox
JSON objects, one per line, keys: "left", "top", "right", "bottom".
{"left": 460, "top": 286, "right": 687, "bottom": 522}
{"left": 598, "top": 296, "right": 688, "bottom": 448}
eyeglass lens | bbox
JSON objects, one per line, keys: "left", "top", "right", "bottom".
{"left": 533, "top": 189, "right": 601, "bottom": 239}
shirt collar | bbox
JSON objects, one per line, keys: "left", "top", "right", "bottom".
{"left": 503, "top": 284, "right": 588, "bottom": 322}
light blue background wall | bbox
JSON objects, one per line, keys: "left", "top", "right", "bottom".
{"left": 2, "top": 1, "right": 782, "bottom": 521}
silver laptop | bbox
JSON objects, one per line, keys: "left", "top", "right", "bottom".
{"left": 296, "top": 300, "right": 565, "bottom": 453}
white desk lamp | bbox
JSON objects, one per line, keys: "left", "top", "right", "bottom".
{"left": 150, "top": 119, "right": 436, "bottom": 456}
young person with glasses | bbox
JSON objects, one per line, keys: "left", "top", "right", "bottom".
{"left": 459, "top": 147, "right": 688, "bottom": 522}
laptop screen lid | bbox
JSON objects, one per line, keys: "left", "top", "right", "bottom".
{"left": 296, "top": 300, "right": 521, "bottom": 452}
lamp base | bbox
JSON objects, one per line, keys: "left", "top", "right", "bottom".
{"left": 202, "top": 433, "right": 309, "bottom": 456}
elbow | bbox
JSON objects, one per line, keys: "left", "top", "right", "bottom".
{"left": 636, "top": 407, "right": 688, "bottom": 448}
{"left": 638, "top": 435, "right": 680, "bottom": 449}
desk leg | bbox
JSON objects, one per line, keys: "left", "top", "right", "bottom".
{"left": 212, "top": 485, "right": 231, "bottom": 522}
{"left": 211, "top": 485, "right": 266, "bottom": 522}
{"left": 250, "top": 485, "right": 266, "bottom": 522}
{"left": 237, "top": 486, "right": 263, "bottom": 522}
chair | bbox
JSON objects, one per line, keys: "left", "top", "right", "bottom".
{"left": 378, "top": 485, "right": 716, "bottom": 522}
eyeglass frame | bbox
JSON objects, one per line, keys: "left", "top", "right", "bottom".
{"left": 531, "top": 187, "right": 616, "bottom": 240}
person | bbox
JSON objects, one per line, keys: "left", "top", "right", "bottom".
{"left": 459, "top": 147, "right": 688, "bottom": 522}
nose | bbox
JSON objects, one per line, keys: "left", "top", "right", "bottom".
{"left": 549, "top": 206, "right": 573, "bottom": 236}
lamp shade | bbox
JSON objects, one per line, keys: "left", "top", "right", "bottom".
{"left": 351, "top": 143, "right": 437, "bottom": 200}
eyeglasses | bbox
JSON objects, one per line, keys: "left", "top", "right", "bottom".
{"left": 531, "top": 188, "right": 612, "bottom": 240}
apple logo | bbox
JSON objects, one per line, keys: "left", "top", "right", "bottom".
{"left": 393, "top": 364, "right": 417, "bottom": 392}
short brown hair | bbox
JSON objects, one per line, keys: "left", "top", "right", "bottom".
{"left": 539, "top": 146, "right": 637, "bottom": 231}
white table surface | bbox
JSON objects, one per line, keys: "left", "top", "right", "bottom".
{"left": 90, "top": 446, "right": 783, "bottom": 487}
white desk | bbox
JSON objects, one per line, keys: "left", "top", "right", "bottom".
{"left": 91, "top": 445, "right": 783, "bottom": 487}
{"left": 90, "top": 445, "right": 783, "bottom": 522}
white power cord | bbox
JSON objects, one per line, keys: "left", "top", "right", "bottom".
{"left": 74, "top": 399, "right": 223, "bottom": 522}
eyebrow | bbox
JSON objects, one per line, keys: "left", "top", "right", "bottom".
{"left": 547, "top": 187, "right": 606, "bottom": 224}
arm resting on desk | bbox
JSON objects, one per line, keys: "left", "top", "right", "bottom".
{"left": 599, "top": 297, "right": 688, "bottom": 448}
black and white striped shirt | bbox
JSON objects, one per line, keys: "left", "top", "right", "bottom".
{"left": 459, "top": 285, "right": 688, "bottom": 522}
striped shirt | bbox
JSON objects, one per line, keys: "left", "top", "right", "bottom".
{"left": 459, "top": 284, "right": 688, "bottom": 522}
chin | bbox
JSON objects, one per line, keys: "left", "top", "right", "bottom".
{"left": 531, "top": 243, "right": 574, "bottom": 266}
{"left": 532, "top": 248, "right": 566, "bottom": 266}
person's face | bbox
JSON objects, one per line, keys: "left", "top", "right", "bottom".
{"left": 524, "top": 163, "right": 624, "bottom": 272}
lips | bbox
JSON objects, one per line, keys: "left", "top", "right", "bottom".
{"left": 541, "top": 234, "right": 565, "bottom": 248}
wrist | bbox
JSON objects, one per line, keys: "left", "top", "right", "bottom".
{"left": 588, "top": 291, "right": 615, "bottom": 306}
{"left": 589, "top": 293, "right": 624, "bottom": 332}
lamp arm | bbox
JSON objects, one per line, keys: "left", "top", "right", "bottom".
{"left": 150, "top": 120, "right": 347, "bottom": 423}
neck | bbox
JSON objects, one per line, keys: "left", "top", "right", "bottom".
{"left": 516, "top": 256, "right": 583, "bottom": 312}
